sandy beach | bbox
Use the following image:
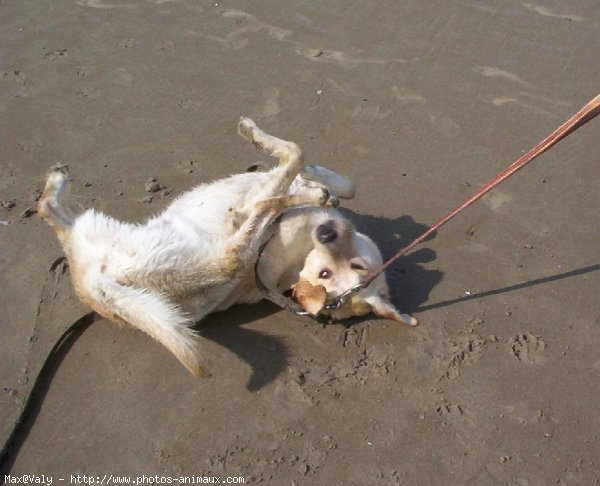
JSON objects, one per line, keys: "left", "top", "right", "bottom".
{"left": 2, "top": 0, "right": 599, "bottom": 483}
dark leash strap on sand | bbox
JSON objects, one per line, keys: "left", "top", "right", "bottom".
{"left": 0, "top": 312, "right": 98, "bottom": 475}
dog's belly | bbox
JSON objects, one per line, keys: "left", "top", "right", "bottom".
{"left": 162, "top": 172, "right": 272, "bottom": 236}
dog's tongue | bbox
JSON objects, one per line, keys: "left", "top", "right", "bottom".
{"left": 292, "top": 281, "right": 327, "bottom": 315}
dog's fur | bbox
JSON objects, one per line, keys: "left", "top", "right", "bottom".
{"left": 38, "top": 118, "right": 416, "bottom": 377}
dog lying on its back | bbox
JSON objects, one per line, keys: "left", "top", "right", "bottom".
{"left": 38, "top": 118, "right": 416, "bottom": 377}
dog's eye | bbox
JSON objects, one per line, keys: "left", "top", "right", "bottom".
{"left": 318, "top": 268, "right": 332, "bottom": 279}
{"left": 350, "top": 262, "right": 367, "bottom": 271}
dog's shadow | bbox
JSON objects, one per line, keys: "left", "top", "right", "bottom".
{"left": 198, "top": 301, "right": 289, "bottom": 392}
{"left": 199, "top": 210, "right": 442, "bottom": 392}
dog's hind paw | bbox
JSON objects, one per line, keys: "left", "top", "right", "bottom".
{"left": 238, "top": 117, "right": 257, "bottom": 141}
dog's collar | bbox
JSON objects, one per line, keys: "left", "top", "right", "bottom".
{"left": 253, "top": 219, "right": 364, "bottom": 320}
{"left": 253, "top": 217, "right": 308, "bottom": 317}
{"left": 254, "top": 218, "right": 345, "bottom": 321}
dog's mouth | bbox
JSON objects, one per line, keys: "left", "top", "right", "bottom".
{"left": 289, "top": 282, "right": 370, "bottom": 320}
{"left": 290, "top": 281, "right": 328, "bottom": 316}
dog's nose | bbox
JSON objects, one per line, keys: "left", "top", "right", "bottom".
{"left": 316, "top": 221, "right": 337, "bottom": 243}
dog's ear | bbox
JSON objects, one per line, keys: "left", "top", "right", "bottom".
{"left": 292, "top": 281, "right": 328, "bottom": 316}
{"left": 365, "top": 294, "right": 418, "bottom": 326}
{"left": 349, "top": 257, "right": 369, "bottom": 274}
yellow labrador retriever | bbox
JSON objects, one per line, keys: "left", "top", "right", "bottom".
{"left": 38, "top": 118, "right": 416, "bottom": 377}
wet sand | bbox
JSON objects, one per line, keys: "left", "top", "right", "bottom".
{"left": 2, "top": 0, "right": 599, "bottom": 482}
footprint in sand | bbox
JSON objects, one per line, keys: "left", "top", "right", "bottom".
{"left": 508, "top": 332, "right": 546, "bottom": 364}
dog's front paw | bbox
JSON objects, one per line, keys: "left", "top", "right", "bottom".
{"left": 320, "top": 188, "right": 339, "bottom": 208}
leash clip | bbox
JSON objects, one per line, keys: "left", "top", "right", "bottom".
{"left": 324, "top": 283, "right": 364, "bottom": 311}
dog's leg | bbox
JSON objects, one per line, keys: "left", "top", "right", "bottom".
{"left": 238, "top": 118, "right": 305, "bottom": 196}
{"left": 300, "top": 165, "right": 356, "bottom": 199}
{"left": 38, "top": 164, "right": 80, "bottom": 241}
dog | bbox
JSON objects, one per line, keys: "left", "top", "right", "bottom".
{"left": 38, "top": 118, "right": 416, "bottom": 377}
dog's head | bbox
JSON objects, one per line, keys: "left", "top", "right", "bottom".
{"left": 294, "top": 218, "right": 417, "bottom": 325}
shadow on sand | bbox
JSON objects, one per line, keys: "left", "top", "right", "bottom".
{"left": 199, "top": 209, "right": 600, "bottom": 392}
{"left": 199, "top": 209, "right": 443, "bottom": 391}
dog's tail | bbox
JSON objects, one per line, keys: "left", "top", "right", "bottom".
{"left": 38, "top": 164, "right": 80, "bottom": 241}
{"left": 80, "top": 271, "right": 209, "bottom": 378}
{"left": 39, "top": 165, "right": 208, "bottom": 377}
